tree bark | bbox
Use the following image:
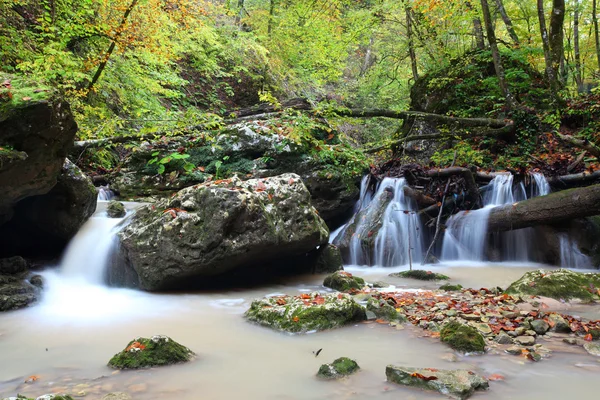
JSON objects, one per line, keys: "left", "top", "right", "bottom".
{"left": 555, "top": 132, "right": 600, "bottom": 161}
{"left": 485, "top": 184, "right": 600, "bottom": 232}
{"left": 547, "top": 170, "right": 600, "bottom": 187}
{"left": 494, "top": 0, "right": 520, "bottom": 45}
{"left": 573, "top": 0, "right": 583, "bottom": 91}
{"left": 594, "top": 0, "right": 600, "bottom": 71}
{"left": 466, "top": 1, "right": 486, "bottom": 49}
{"left": 406, "top": 4, "right": 419, "bottom": 82}
{"left": 479, "top": 0, "right": 517, "bottom": 108}
{"left": 537, "top": 0, "right": 555, "bottom": 85}
{"left": 549, "top": 0, "right": 566, "bottom": 84}
{"left": 425, "top": 167, "right": 482, "bottom": 208}
{"left": 403, "top": 186, "right": 436, "bottom": 208}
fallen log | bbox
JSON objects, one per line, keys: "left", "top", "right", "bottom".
{"left": 425, "top": 167, "right": 482, "bottom": 208}
{"left": 403, "top": 186, "right": 436, "bottom": 208}
{"left": 547, "top": 170, "right": 600, "bottom": 187}
{"left": 486, "top": 184, "right": 600, "bottom": 232}
{"left": 555, "top": 132, "right": 600, "bottom": 162}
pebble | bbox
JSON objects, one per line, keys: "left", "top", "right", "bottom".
{"left": 515, "top": 336, "right": 536, "bottom": 346}
{"left": 506, "top": 346, "right": 523, "bottom": 355}
{"left": 530, "top": 320, "right": 550, "bottom": 335}
{"left": 495, "top": 332, "right": 513, "bottom": 344}
{"left": 584, "top": 342, "right": 600, "bottom": 357}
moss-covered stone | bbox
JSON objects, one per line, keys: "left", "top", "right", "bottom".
{"left": 108, "top": 335, "right": 194, "bottom": 369}
{"left": 389, "top": 270, "right": 450, "bottom": 281}
{"left": 1, "top": 394, "right": 74, "bottom": 400}
{"left": 317, "top": 357, "right": 360, "bottom": 379}
{"left": 386, "top": 365, "right": 489, "bottom": 400}
{"left": 440, "top": 321, "right": 486, "bottom": 353}
{"left": 313, "top": 244, "right": 343, "bottom": 273}
{"left": 439, "top": 283, "right": 463, "bottom": 291}
{"left": 366, "top": 297, "right": 407, "bottom": 322}
{"left": 505, "top": 269, "right": 600, "bottom": 302}
{"left": 107, "top": 200, "right": 126, "bottom": 218}
{"left": 245, "top": 292, "right": 366, "bottom": 333}
{"left": 323, "top": 271, "right": 365, "bottom": 292}
{"left": 0, "top": 272, "right": 41, "bottom": 312}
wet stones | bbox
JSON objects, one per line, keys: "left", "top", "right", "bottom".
{"left": 530, "top": 319, "right": 550, "bottom": 335}
{"left": 440, "top": 322, "right": 486, "bottom": 353}
{"left": 389, "top": 270, "right": 449, "bottom": 281}
{"left": 323, "top": 271, "right": 365, "bottom": 292}
{"left": 584, "top": 342, "right": 600, "bottom": 357}
{"left": 386, "top": 365, "right": 489, "bottom": 400}
{"left": 108, "top": 335, "right": 194, "bottom": 369}
{"left": 316, "top": 357, "right": 360, "bottom": 379}
{"left": 548, "top": 313, "right": 570, "bottom": 333}
{"left": 514, "top": 336, "right": 536, "bottom": 346}
{"left": 505, "top": 269, "right": 600, "bottom": 301}
{"left": 107, "top": 201, "right": 126, "bottom": 218}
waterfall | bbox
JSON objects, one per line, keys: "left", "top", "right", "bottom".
{"left": 336, "top": 177, "right": 424, "bottom": 267}
{"left": 97, "top": 186, "right": 115, "bottom": 201}
{"left": 442, "top": 172, "right": 550, "bottom": 262}
{"left": 60, "top": 201, "right": 138, "bottom": 284}
{"left": 559, "top": 234, "right": 592, "bottom": 269}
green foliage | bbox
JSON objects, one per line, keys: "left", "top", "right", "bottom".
{"left": 431, "top": 141, "right": 485, "bottom": 167}
{"left": 148, "top": 151, "right": 195, "bottom": 175}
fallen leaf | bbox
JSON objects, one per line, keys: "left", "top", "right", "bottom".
{"left": 292, "top": 316, "right": 300, "bottom": 322}
{"left": 488, "top": 374, "right": 505, "bottom": 381}
{"left": 199, "top": 166, "right": 205, "bottom": 172}
{"left": 276, "top": 298, "right": 287, "bottom": 306}
{"left": 584, "top": 333, "right": 593, "bottom": 341}
{"left": 410, "top": 372, "right": 438, "bottom": 381}
{"left": 24, "top": 375, "right": 39, "bottom": 383}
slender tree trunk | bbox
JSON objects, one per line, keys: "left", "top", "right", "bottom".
{"left": 549, "top": 0, "right": 566, "bottom": 84}
{"left": 406, "top": 5, "right": 419, "bottom": 82}
{"left": 479, "top": 0, "right": 517, "bottom": 108}
{"left": 594, "top": 0, "right": 600, "bottom": 70}
{"left": 574, "top": 0, "right": 582, "bottom": 91}
{"left": 235, "top": 0, "right": 245, "bottom": 26}
{"left": 466, "top": 1, "right": 486, "bottom": 49}
{"left": 87, "top": 0, "right": 138, "bottom": 95}
{"left": 360, "top": 37, "right": 375, "bottom": 77}
{"left": 494, "top": 0, "right": 520, "bottom": 45}
{"left": 537, "top": 0, "right": 554, "bottom": 82}
{"left": 267, "top": 0, "right": 276, "bottom": 35}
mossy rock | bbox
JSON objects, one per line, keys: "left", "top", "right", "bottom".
{"left": 390, "top": 270, "right": 449, "bottom": 281}
{"left": 108, "top": 335, "right": 194, "bottom": 369}
{"left": 107, "top": 200, "right": 126, "bottom": 218}
{"left": 366, "top": 297, "right": 407, "bottom": 322}
{"left": 0, "top": 74, "right": 53, "bottom": 122}
{"left": 439, "top": 284, "right": 463, "bottom": 291}
{"left": 323, "top": 271, "right": 365, "bottom": 292}
{"left": 2, "top": 395, "right": 74, "bottom": 400}
{"left": 245, "top": 292, "right": 366, "bottom": 333}
{"left": 505, "top": 269, "right": 600, "bottom": 302}
{"left": 440, "top": 321, "right": 486, "bottom": 353}
{"left": 317, "top": 357, "right": 360, "bottom": 379}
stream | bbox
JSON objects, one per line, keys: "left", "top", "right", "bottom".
{"left": 1, "top": 202, "right": 599, "bottom": 399}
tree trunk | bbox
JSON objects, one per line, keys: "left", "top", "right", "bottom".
{"left": 594, "top": 0, "right": 600, "bottom": 71}
{"left": 549, "top": 0, "right": 566, "bottom": 84}
{"left": 555, "top": 131, "right": 600, "bottom": 161}
{"left": 425, "top": 167, "right": 482, "bottom": 208}
{"left": 87, "top": 0, "right": 139, "bottom": 95}
{"left": 547, "top": 170, "right": 600, "bottom": 187}
{"left": 485, "top": 184, "right": 600, "bottom": 232}
{"left": 494, "top": 0, "right": 520, "bottom": 45}
{"left": 537, "top": 0, "right": 555, "bottom": 85}
{"left": 574, "top": 0, "right": 583, "bottom": 91}
{"left": 406, "top": 4, "right": 419, "bottom": 81}
{"left": 479, "top": 0, "right": 517, "bottom": 108}
{"left": 466, "top": 1, "right": 486, "bottom": 49}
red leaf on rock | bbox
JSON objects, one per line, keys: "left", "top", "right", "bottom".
{"left": 410, "top": 372, "right": 438, "bottom": 381}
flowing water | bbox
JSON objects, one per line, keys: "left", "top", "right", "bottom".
{"left": 97, "top": 187, "right": 115, "bottom": 201}
{"left": 559, "top": 234, "right": 593, "bottom": 269}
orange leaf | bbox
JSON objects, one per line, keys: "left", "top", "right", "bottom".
{"left": 301, "top": 294, "right": 311, "bottom": 299}
{"left": 584, "top": 333, "right": 593, "bottom": 341}
{"left": 199, "top": 166, "right": 205, "bottom": 172}
{"left": 375, "top": 319, "right": 388, "bottom": 324}
{"left": 24, "top": 375, "right": 39, "bottom": 383}
{"left": 488, "top": 374, "right": 505, "bottom": 381}
{"left": 410, "top": 372, "right": 438, "bottom": 381}
{"left": 292, "top": 316, "right": 300, "bottom": 322}
{"left": 276, "top": 298, "right": 287, "bottom": 306}
{"left": 125, "top": 341, "right": 146, "bottom": 352}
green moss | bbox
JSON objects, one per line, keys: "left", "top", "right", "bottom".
{"left": 0, "top": 74, "right": 53, "bottom": 122}
{"left": 323, "top": 271, "right": 365, "bottom": 292}
{"left": 366, "top": 297, "right": 407, "bottom": 322}
{"left": 108, "top": 335, "right": 194, "bottom": 369}
{"left": 390, "top": 270, "right": 450, "bottom": 281}
{"left": 107, "top": 200, "right": 126, "bottom": 218}
{"left": 505, "top": 269, "right": 600, "bottom": 302}
{"left": 439, "top": 284, "right": 463, "bottom": 291}
{"left": 317, "top": 357, "right": 360, "bottom": 379}
{"left": 440, "top": 321, "right": 486, "bottom": 353}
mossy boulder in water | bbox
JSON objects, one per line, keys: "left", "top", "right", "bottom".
{"left": 386, "top": 365, "right": 489, "bottom": 400}
{"left": 245, "top": 292, "right": 366, "bottom": 333}
{"left": 505, "top": 269, "right": 600, "bottom": 301}
{"left": 108, "top": 335, "right": 194, "bottom": 369}
{"left": 390, "top": 270, "right": 449, "bottom": 281}
{"left": 107, "top": 200, "right": 126, "bottom": 218}
{"left": 112, "top": 173, "right": 329, "bottom": 290}
{"left": 2, "top": 395, "right": 75, "bottom": 400}
{"left": 366, "top": 297, "right": 407, "bottom": 322}
{"left": 313, "top": 244, "right": 343, "bottom": 273}
{"left": 317, "top": 357, "right": 360, "bottom": 379}
{"left": 440, "top": 283, "right": 463, "bottom": 291}
{"left": 440, "top": 321, "right": 486, "bottom": 353}
{"left": 323, "top": 271, "right": 365, "bottom": 292}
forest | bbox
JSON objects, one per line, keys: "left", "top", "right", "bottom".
{"left": 1, "top": 1, "right": 600, "bottom": 400}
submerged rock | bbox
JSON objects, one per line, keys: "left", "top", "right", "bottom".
{"left": 313, "top": 244, "right": 343, "bottom": 273}
{"left": 2, "top": 395, "right": 74, "bottom": 400}
{"left": 323, "top": 271, "right": 365, "bottom": 292}
{"left": 107, "top": 200, "right": 126, "bottom": 218}
{"left": 439, "top": 283, "right": 463, "bottom": 291}
{"left": 386, "top": 365, "right": 489, "bottom": 400}
{"left": 108, "top": 335, "right": 194, "bottom": 369}
{"left": 389, "top": 270, "right": 449, "bottom": 281}
{"left": 317, "top": 357, "right": 360, "bottom": 379}
{"left": 0, "top": 256, "right": 27, "bottom": 274}
{"left": 0, "top": 273, "right": 42, "bottom": 312}
{"left": 245, "top": 292, "right": 366, "bottom": 333}
{"left": 584, "top": 342, "right": 600, "bottom": 357}
{"left": 440, "top": 322, "right": 486, "bottom": 353}
{"left": 112, "top": 174, "right": 329, "bottom": 290}
{"left": 366, "top": 297, "right": 407, "bottom": 322}
{"left": 505, "top": 269, "right": 600, "bottom": 301}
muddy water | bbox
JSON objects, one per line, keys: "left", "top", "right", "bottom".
{"left": 1, "top": 265, "right": 599, "bottom": 399}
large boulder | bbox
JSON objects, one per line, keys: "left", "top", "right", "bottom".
{"left": 0, "top": 159, "right": 97, "bottom": 257}
{"left": 245, "top": 292, "right": 366, "bottom": 333}
{"left": 386, "top": 365, "right": 489, "bottom": 400}
{"left": 108, "top": 335, "right": 194, "bottom": 369}
{"left": 0, "top": 75, "right": 77, "bottom": 224}
{"left": 0, "top": 257, "right": 43, "bottom": 312}
{"left": 505, "top": 269, "right": 600, "bottom": 302}
{"left": 106, "top": 121, "right": 366, "bottom": 225}
{"left": 317, "top": 357, "right": 360, "bottom": 379}
{"left": 111, "top": 173, "right": 329, "bottom": 290}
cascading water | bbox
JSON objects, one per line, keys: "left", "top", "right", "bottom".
{"left": 335, "top": 177, "right": 424, "bottom": 267}
{"left": 442, "top": 173, "right": 550, "bottom": 262}
{"left": 559, "top": 234, "right": 592, "bottom": 269}
{"left": 97, "top": 186, "right": 115, "bottom": 201}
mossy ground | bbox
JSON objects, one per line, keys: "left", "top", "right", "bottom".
{"left": 505, "top": 269, "right": 600, "bottom": 302}
{"left": 440, "top": 321, "right": 486, "bottom": 353}
{"left": 439, "top": 283, "right": 463, "bottom": 291}
{"left": 108, "top": 335, "right": 194, "bottom": 369}
{"left": 390, "top": 270, "right": 450, "bottom": 281}
{"left": 317, "top": 357, "right": 360, "bottom": 379}
{"left": 323, "top": 271, "right": 365, "bottom": 291}
{"left": 0, "top": 74, "right": 53, "bottom": 122}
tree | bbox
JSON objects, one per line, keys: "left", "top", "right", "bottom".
{"left": 594, "top": 0, "right": 600, "bottom": 71}
{"left": 573, "top": 0, "right": 582, "bottom": 91}
{"left": 494, "top": 0, "right": 520, "bottom": 45}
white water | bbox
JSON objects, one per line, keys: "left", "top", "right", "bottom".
{"left": 559, "top": 234, "right": 593, "bottom": 269}
{"left": 341, "top": 177, "right": 424, "bottom": 266}
{"left": 442, "top": 173, "right": 550, "bottom": 262}
{"left": 97, "top": 187, "right": 115, "bottom": 201}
